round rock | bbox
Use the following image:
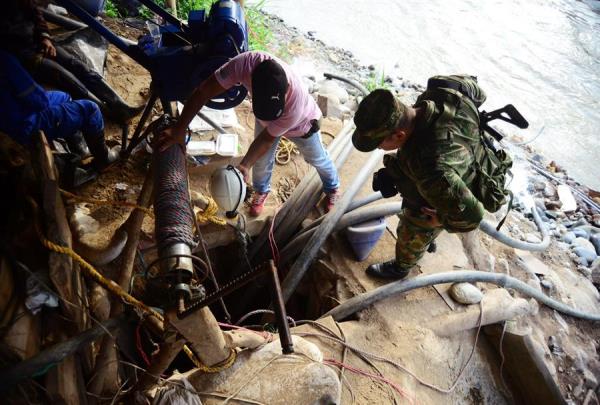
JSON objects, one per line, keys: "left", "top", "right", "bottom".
{"left": 449, "top": 282, "right": 484, "bottom": 305}
{"left": 573, "top": 228, "right": 590, "bottom": 240}
{"left": 590, "top": 234, "right": 600, "bottom": 255}
{"left": 562, "top": 231, "right": 576, "bottom": 244}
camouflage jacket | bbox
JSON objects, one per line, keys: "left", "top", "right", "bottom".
{"left": 384, "top": 75, "right": 487, "bottom": 233}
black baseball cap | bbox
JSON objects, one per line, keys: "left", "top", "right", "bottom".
{"left": 251, "top": 59, "right": 288, "bottom": 121}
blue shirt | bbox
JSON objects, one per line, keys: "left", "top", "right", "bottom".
{"left": 0, "top": 50, "right": 49, "bottom": 136}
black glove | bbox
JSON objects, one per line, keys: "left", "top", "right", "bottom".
{"left": 372, "top": 168, "right": 398, "bottom": 198}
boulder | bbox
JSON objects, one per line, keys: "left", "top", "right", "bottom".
{"left": 181, "top": 336, "right": 342, "bottom": 405}
{"left": 572, "top": 237, "right": 598, "bottom": 265}
{"left": 449, "top": 282, "right": 483, "bottom": 304}
{"left": 590, "top": 234, "right": 600, "bottom": 255}
{"left": 316, "top": 80, "right": 349, "bottom": 104}
{"left": 563, "top": 231, "right": 576, "bottom": 244}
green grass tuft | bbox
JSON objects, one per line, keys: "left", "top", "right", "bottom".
{"left": 364, "top": 70, "right": 390, "bottom": 92}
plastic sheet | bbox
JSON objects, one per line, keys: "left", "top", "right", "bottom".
{"left": 54, "top": 27, "right": 109, "bottom": 76}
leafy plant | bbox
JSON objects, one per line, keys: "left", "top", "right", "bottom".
{"left": 110, "top": 0, "right": 274, "bottom": 52}
{"left": 104, "top": 0, "right": 122, "bottom": 18}
{"left": 245, "top": 0, "right": 272, "bottom": 51}
{"left": 364, "top": 69, "right": 390, "bottom": 92}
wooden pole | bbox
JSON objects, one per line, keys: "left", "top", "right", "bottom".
{"left": 88, "top": 168, "right": 154, "bottom": 398}
{"left": 32, "top": 131, "right": 91, "bottom": 404}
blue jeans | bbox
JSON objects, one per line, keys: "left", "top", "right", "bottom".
{"left": 252, "top": 121, "right": 340, "bottom": 194}
{"left": 17, "top": 90, "right": 104, "bottom": 146}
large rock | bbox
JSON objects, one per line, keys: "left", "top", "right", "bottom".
{"left": 449, "top": 282, "right": 484, "bottom": 304}
{"left": 180, "top": 336, "right": 341, "bottom": 405}
{"left": 591, "top": 234, "right": 600, "bottom": 255}
{"left": 591, "top": 258, "right": 600, "bottom": 284}
{"left": 316, "top": 80, "right": 349, "bottom": 104}
{"left": 572, "top": 237, "right": 598, "bottom": 266}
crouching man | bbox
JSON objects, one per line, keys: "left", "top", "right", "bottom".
{"left": 352, "top": 75, "right": 509, "bottom": 280}
{"left": 0, "top": 51, "right": 119, "bottom": 184}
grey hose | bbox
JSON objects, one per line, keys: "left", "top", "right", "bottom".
{"left": 281, "top": 150, "right": 385, "bottom": 302}
{"left": 42, "top": 9, "right": 86, "bottom": 30}
{"left": 279, "top": 201, "right": 403, "bottom": 266}
{"left": 300, "top": 191, "right": 384, "bottom": 235}
{"left": 479, "top": 206, "right": 549, "bottom": 252}
{"left": 322, "top": 270, "right": 600, "bottom": 322}
{"left": 323, "top": 72, "right": 369, "bottom": 96}
{"left": 42, "top": 10, "right": 137, "bottom": 46}
{"left": 197, "top": 111, "right": 227, "bottom": 134}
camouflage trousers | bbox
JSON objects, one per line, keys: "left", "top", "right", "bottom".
{"left": 395, "top": 208, "right": 443, "bottom": 269}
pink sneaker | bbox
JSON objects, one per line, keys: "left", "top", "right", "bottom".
{"left": 325, "top": 189, "right": 340, "bottom": 212}
{"left": 249, "top": 192, "right": 269, "bottom": 217}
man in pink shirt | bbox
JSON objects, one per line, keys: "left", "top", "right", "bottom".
{"left": 157, "top": 51, "right": 340, "bottom": 216}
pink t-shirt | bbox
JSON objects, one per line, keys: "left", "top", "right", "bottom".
{"left": 214, "top": 51, "right": 321, "bottom": 138}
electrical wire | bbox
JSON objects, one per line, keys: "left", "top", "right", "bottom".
{"left": 297, "top": 304, "right": 485, "bottom": 395}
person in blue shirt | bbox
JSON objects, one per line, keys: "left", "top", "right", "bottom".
{"left": 0, "top": 50, "right": 119, "bottom": 174}
{"left": 0, "top": 0, "right": 142, "bottom": 124}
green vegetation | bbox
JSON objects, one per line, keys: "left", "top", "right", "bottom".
{"left": 104, "top": 0, "right": 122, "bottom": 18}
{"left": 364, "top": 70, "right": 390, "bottom": 92}
{"left": 105, "top": 0, "right": 273, "bottom": 51}
{"left": 244, "top": 0, "right": 272, "bottom": 51}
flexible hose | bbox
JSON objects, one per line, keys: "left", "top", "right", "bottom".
{"left": 323, "top": 72, "right": 369, "bottom": 96}
{"left": 321, "top": 270, "right": 600, "bottom": 322}
{"left": 279, "top": 202, "right": 403, "bottom": 265}
{"left": 300, "top": 191, "right": 385, "bottom": 236}
{"left": 478, "top": 206, "right": 549, "bottom": 252}
{"left": 197, "top": 111, "right": 227, "bottom": 134}
{"left": 281, "top": 150, "right": 384, "bottom": 302}
{"left": 347, "top": 192, "right": 384, "bottom": 212}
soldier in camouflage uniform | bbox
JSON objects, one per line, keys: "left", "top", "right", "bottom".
{"left": 352, "top": 75, "right": 488, "bottom": 280}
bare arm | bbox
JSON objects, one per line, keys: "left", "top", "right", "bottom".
{"left": 156, "top": 73, "right": 226, "bottom": 151}
{"left": 237, "top": 128, "right": 277, "bottom": 181}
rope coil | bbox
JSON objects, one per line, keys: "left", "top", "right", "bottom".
{"left": 275, "top": 137, "right": 299, "bottom": 165}
{"left": 196, "top": 197, "right": 227, "bottom": 226}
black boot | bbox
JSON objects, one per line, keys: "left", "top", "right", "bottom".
{"left": 54, "top": 153, "right": 97, "bottom": 188}
{"left": 366, "top": 260, "right": 411, "bottom": 280}
{"left": 92, "top": 78, "right": 144, "bottom": 123}
{"left": 83, "top": 130, "right": 120, "bottom": 171}
{"left": 66, "top": 131, "right": 91, "bottom": 158}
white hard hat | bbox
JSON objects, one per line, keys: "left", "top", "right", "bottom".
{"left": 209, "top": 165, "right": 246, "bottom": 218}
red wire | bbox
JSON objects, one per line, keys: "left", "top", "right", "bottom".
{"left": 324, "top": 358, "right": 416, "bottom": 405}
{"left": 268, "top": 206, "right": 281, "bottom": 266}
{"left": 136, "top": 322, "right": 152, "bottom": 367}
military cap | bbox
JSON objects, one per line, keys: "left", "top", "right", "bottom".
{"left": 352, "top": 89, "right": 407, "bottom": 152}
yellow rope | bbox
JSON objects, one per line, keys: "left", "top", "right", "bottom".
{"left": 275, "top": 137, "right": 298, "bottom": 165}
{"left": 36, "top": 224, "right": 163, "bottom": 321}
{"left": 38, "top": 226, "right": 236, "bottom": 372}
{"left": 183, "top": 346, "right": 237, "bottom": 373}
{"left": 35, "top": 203, "right": 235, "bottom": 373}
{"left": 195, "top": 197, "right": 227, "bottom": 226}
{"left": 60, "top": 189, "right": 153, "bottom": 215}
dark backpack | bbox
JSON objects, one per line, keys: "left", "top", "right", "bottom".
{"left": 426, "top": 76, "right": 514, "bottom": 226}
